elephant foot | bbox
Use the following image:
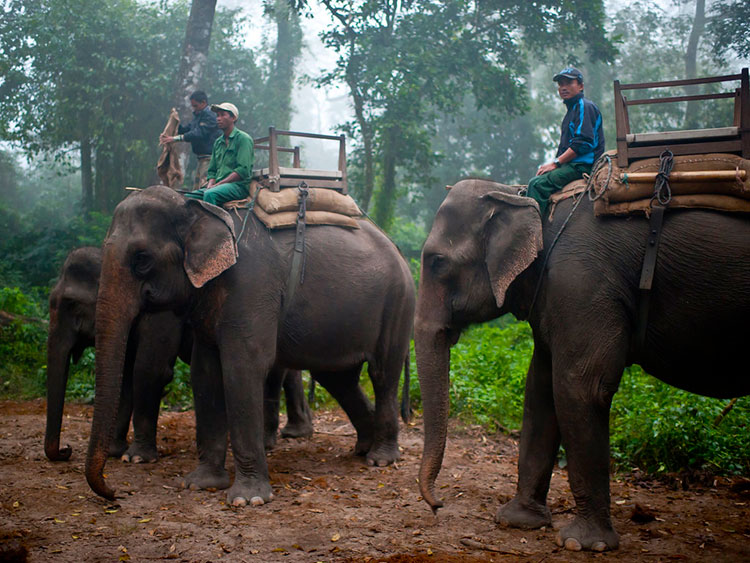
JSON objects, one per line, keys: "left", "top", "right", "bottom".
{"left": 365, "top": 440, "right": 400, "bottom": 467}
{"left": 555, "top": 516, "right": 619, "bottom": 552}
{"left": 353, "top": 436, "right": 373, "bottom": 457}
{"left": 121, "top": 443, "right": 158, "bottom": 464}
{"left": 181, "top": 463, "right": 231, "bottom": 491}
{"left": 227, "top": 475, "right": 273, "bottom": 507}
{"left": 496, "top": 496, "right": 552, "bottom": 529}
{"left": 280, "top": 419, "right": 313, "bottom": 439}
{"left": 108, "top": 439, "right": 129, "bottom": 458}
{"left": 264, "top": 431, "right": 278, "bottom": 451}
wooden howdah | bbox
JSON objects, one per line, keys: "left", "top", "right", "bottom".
{"left": 252, "top": 127, "right": 348, "bottom": 193}
{"left": 614, "top": 68, "right": 749, "bottom": 167}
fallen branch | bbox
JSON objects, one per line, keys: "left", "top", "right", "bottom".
{"left": 0, "top": 310, "right": 48, "bottom": 327}
{"left": 460, "top": 537, "right": 531, "bottom": 557}
{"left": 713, "top": 398, "right": 738, "bottom": 427}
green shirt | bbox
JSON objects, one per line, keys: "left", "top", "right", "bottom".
{"left": 206, "top": 127, "right": 254, "bottom": 186}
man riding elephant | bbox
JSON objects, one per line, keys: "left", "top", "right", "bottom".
{"left": 184, "top": 102, "right": 254, "bottom": 208}
{"left": 526, "top": 67, "right": 605, "bottom": 216}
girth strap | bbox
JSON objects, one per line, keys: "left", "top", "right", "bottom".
{"left": 284, "top": 183, "right": 309, "bottom": 313}
{"left": 636, "top": 150, "right": 673, "bottom": 352}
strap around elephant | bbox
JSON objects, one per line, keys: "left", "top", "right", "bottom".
{"left": 284, "top": 183, "right": 309, "bottom": 312}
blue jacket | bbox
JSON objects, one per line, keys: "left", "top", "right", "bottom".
{"left": 557, "top": 92, "right": 604, "bottom": 165}
{"left": 178, "top": 105, "right": 221, "bottom": 157}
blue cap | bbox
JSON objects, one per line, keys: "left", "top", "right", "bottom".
{"left": 553, "top": 67, "right": 584, "bottom": 83}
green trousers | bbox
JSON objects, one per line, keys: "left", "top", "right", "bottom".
{"left": 184, "top": 181, "right": 249, "bottom": 207}
{"left": 526, "top": 162, "right": 591, "bottom": 216}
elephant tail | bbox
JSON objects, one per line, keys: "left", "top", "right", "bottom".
{"left": 400, "top": 355, "right": 411, "bottom": 424}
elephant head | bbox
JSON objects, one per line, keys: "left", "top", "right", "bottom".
{"left": 415, "top": 179, "right": 543, "bottom": 511}
{"left": 86, "top": 186, "right": 238, "bottom": 500}
{"left": 45, "top": 247, "right": 101, "bottom": 461}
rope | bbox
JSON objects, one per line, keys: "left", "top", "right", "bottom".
{"left": 527, "top": 154, "right": 609, "bottom": 318}
{"left": 652, "top": 149, "right": 674, "bottom": 206}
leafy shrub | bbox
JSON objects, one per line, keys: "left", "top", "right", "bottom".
{"left": 610, "top": 366, "right": 750, "bottom": 474}
{"left": 447, "top": 321, "right": 532, "bottom": 430}
{"left": 0, "top": 287, "right": 48, "bottom": 398}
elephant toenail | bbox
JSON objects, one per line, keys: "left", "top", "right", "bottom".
{"left": 121, "top": 454, "right": 130, "bottom": 462}
{"left": 367, "top": 458, "right": 375, "bottom": 466}
{"left": 232, "top": 497, "right": 248, "bottom": 507}
{"left": 132, "top": 455, "right": 143, "bottom": 464}
{"left": 189, "top": 483, "right": 198, "bottom": 491}
{"left": 592, "top": 541, "right": 608, "bottom": 552}
{"left": 564, "top": 537, "right": 582, "bottom": 551}
{"left": 555, "top": 533, "right": 564, "bottom": 547}
{"left": 250, "top": 496, "right": 264, "bottom": 507}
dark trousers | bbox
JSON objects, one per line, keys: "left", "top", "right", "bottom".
{"left": 526, "top": 162, "right": 591, "bottom": 216}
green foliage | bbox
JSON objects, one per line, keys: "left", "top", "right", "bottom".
{"left": 0, "top": 288, "right": 48, "bottom": 398}
{"left": 610, "top": 366, "right": 750, "bottom": 474}
{"left": 447, "top": 322, "right": 533, "bottom": 430}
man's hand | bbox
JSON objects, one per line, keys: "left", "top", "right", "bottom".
{"left": 159, "top": 133, "right": 175, "bottom": 145}
{"left": 536, "top": 162, "right": 558, "bottom": 176}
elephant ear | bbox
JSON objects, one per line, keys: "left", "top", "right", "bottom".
{"left": 182, "top": 199, "right": 239, "bottom": 288}
{"left": 482, "top": 191, "right": 543, "bottom": 308}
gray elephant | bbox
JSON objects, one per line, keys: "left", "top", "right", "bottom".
{"left": 415, "top": 179, "right": 750, "bottom": 552}
{"left": 86, "top": 186, "right": 415, "bottom": 508}
{"left": 46, "top": 247, "right": 312, "bottom": 464}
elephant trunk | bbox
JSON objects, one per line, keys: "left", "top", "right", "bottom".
{"left": 44, "top": 311, "right": 74, "bottom": 461}
{"left": 85, "top": 259, "right": 139, "bottom": 500}
{"left": 415, "top": 278, "right": 453, "bottom": 512}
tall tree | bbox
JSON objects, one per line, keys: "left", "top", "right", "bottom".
{"left": 708, "top": 0, "right": 750, "bottom": 60}
{"left": 171, "top": 0, "right": 218, "bottom": 175}
{"left": 319, "top": 0, "right": 615, "bottom": 229}
{"left": 684, "top": 0, "right": 706, "bottom": 129}
{"left": 266, "top": 0, "right": 303, "bottom": 132}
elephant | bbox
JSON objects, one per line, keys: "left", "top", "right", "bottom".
{"left": 46, "top": 246, "right": 312, "bottom": 464}
{"left": 86, "top": 185, "right": 415, "bottom": 508}
{"left": 414, "top": 178, "right": 750, "bottom": 552}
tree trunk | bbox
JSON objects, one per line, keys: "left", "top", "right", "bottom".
{"left": 684, "top": 0, "right": 705, "bottom": 129}
{"left": 373, "top": 125, "right": 398, "bottom": 230}
{"left": 171, "top": 0, "right": 218, "bottom": 177}
{"left": 348, "top": 73, "right": 375, "bottom": 212}
{"left": 270, "top": 0, "right": 301, "bottom": 133}
{"left": 80, "top": 133, "right": 94, "bottom": 216}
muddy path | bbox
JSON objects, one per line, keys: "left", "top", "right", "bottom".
{"left": 1, "top": 399, "right": 749, "bottom": 562}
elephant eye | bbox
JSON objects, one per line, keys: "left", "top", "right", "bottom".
{"left": 131, "top": 251, "right": 154, "bottom": 278}
{"left": 428, "top": 254, "right": 449, "bottom": 277}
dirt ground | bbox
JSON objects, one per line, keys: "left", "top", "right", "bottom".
{"left": 1, "top": 400, "right": 749, "bottom": 562}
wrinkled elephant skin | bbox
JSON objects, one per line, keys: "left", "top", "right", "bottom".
{"left": 87, "top": 186, "right": 414, "bottom": 507}
{"left": 415, "top": 179, "right": 750, "bottom": 551}
{"left": 47, "top": 247, "right": 311, "bottom": 468}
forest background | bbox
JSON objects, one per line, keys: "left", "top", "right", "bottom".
{"left": 1, "top": 0, "right": 749, "bottom": 477}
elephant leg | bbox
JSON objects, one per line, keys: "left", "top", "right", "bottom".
{"left": 220, "top": 335, "right": 275, "bottom": 507}
{"left": 182, "top": 338, "right": 230, "bottom": 491}
{"left": 281, "top": 370, "right": 313, "bottom": 439}
{"left": 110, "top": 359, "right": 133, "bottom": 458}
{"left": 263, "top": 366, "right": 284, "bottom": 450}
{"left": 497, "top": 348, "right": 558, "bottom": 529}
{"left": 366, "top": 356, "right": 402, "bottom": 466}
{"left": 124, "top": 351, "right": 176, "bottom": 463}
{"left": 552, "top": 336, "right": 626, "bottom": 552}
{"left": 312, "top": 366, "right": 375, "bottom": 457}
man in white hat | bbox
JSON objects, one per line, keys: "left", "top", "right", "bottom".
{"left": 185, "top": 102, "right": 254, "bottom": 207}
